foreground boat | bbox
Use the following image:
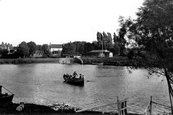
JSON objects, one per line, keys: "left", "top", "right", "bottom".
{"left": 0, "top": 85, "right": 14, "bottom": 107}
{"left": 63, "top": 73, "right": 84, "bottom": 86}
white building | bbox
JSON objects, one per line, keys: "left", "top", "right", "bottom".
{"left": 49, "top": 44, "right": 63, "bottom": 57}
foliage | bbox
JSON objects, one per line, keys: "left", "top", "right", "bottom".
{"left": 122, "top": 0, "right": 173, "bottom": 70}
{"left": 120, "top": 0, "right": 173, "bottom": 112}
{"left": 42, "top": 44, "right": 50, "bottom": 57}
{"left": 96, "top": 31, "right": 113, "bottom": 51}
{"left": 0, "top": 49, "right": 8, "bottom": 57}
{"left": 113, "top": 17, "right": 127, "bottom": 56}
{"left": 27, "top": 41, "right": 37, "bottom": 57}
{"left": 84, "top": 42, "right": 94, "bottom": 54}
{"left": 73, "top": 41, "right": 85, "bottom": 55}
{"left": 36, "top": 45, "right": 42, "bottom": 51}
{"left": 62, "top": 43, "right": 76, "bottom": 56}
{"left": 62, "top": 41, "right": 99, "bottom": 56}
{"left": 17, "top": 41, "right": 30, "bottom": 58}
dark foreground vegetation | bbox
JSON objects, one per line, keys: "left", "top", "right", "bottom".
{"left": 0, "top": 102, "right": 140, "bottom": 115}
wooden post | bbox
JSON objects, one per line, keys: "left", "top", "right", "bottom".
{"left": 164, "top": 68, "right": 173, "bottom": 115}
{"left": 117, "top": 96, "right": 121, "bottom": 115}
{"left": 149, "top": 96, "right": 152, "bottom": 115}
{"left": 145, "top": 96, "right": 152, "bottom": 115}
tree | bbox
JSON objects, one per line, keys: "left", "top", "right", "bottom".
{"left": 96, "top": 32, "right": 103, "bottom": 49}
{"left": 36, "top": 45, "right": 42, "bottom": 51}
{"left": 0, "top": 49, "right": 9, "bottom": 58}
{"left": 62, "top": 43, "right": 76, "bottom": 56}
{"left": 96, "top": 31, "right": 113, "bottom": 51}
{"left": 42, "top": 44, "right": 50, "bottom": 57}
{"left": 27, "top": 41, "right": 36, "bottom": 57}
{"left": 113, "top": 17, "right": 127, "bottom": 56}
{"left": 73, "top": 41, "right": 85, "bottom": 55}
{"left": 84, "top": 42, "right": 94, "bottom": 54}
{"left": 17, "top": 41, "right": 30, "bottom": 58}
{"left": 121, "top": 0, "right": 173, "bottom": 113}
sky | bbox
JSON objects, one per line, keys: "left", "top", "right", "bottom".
{"left": 0, "top": 0, "right": 144, "bottom": 46}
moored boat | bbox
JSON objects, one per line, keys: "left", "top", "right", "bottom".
{"left": 63, "top": 73, "right": 84, "bottom": 86}
{"left": 0, "top": 85, "right": 14, "bottom": 107}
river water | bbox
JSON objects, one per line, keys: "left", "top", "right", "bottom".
{"left": 0, "top": 63, "right": 170, "bottom": 113}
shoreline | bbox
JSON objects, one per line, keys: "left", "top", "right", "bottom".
{"left": 0, "top": 57, "right": 134, "bottom": 66}
{"left": 0, "top": 102, "right": 140, "bottom": 115}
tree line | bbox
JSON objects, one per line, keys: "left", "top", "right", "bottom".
{"left": 0, "top": 41, "right": 50, "bottom": 58}
{"left": 62, "top": 30, "right": 127, "bottom": 56}
{"left": 0, "top": 28, "right": 129, "bottom": 58}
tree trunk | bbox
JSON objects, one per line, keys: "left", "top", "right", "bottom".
{"left": 164, "top": 68, "right": 173, "bottom": 115}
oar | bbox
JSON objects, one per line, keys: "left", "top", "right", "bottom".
{"left": 86, "top": 80, "right": 96, "bottom": 82}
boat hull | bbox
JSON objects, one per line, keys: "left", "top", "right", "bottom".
{"left": 63, "top": 75, "right": 84, "bottom": 86}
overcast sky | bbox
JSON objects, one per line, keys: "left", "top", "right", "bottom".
{"left": 0, "top": 0, "right": 144, "bottom": 46}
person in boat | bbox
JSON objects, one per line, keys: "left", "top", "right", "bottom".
{"left": 73, "top": 71, "right": 78, "bottom": 78}
{"left": 79, "top": 74, "right": 82, "bottom": 79}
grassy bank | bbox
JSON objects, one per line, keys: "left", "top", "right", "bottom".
{"left": 0, "top": 56, "right": 133, "bottom": 66}
{"left": 0, "top": 58, "right": 60, "bottom": 64}
{"left": 81, "top": 56, "right": 133, "bottom": 66}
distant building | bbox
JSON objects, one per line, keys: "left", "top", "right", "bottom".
{"left": 0, "top": 42, "right": 13, "bottom": 51}
{"left": 33, "top": 50, "right": 44, "bottom": 58}
{"left": 49, "top": 44, "right": 63, "bottom": 57}
{"left": 88, "top": 50, "right": 113, "bottom": 57}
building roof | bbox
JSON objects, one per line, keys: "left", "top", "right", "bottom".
{"left": 89, "top": 50, "right": 112, "bottom": 53}
{"left": 50, "top": 44, "right": 62, "bottom": 48}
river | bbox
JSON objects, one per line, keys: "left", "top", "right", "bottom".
{"left": 0, "top": 63, "right": 170, "bottom": 113}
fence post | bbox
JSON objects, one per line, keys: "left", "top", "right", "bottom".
{"left": 117, "top": 96, "right": 127, "bottom": 115}
{"left": 117, "top": 96, "right": 121, "bottom": 115}
{"left": 149, "top": 96, "right": 152, "bottom": 115}
{"left": 145, "top": 96, "right": 152, "bottom": 115}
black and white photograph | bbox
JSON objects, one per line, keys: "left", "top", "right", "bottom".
{"left": 0, "top": 0, "right": 173, "bottom": 115}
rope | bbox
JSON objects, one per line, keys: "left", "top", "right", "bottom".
{"left": 152, "top": 101, "right": 171, "bottom": 109}
{"left": 153, "top": 105, "right": 170, "bottom": 113}
{"left": 2, "top": 86, "right": 13, "bottom": 94}
{"left": 76, "top": 102, "right": 118, "bottom": 113}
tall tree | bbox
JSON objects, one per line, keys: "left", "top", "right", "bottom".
{"left": 113, "top": 17, "right": 127, "bottom": 56}
{"left": 96, "top": 32, "right": 103, "bottom": 49}
{"left": 122, "top": 0, "right": 173, "bottom": 113}
{"left": 96, "top": 31, "right": 113, "bottom": 51}
{"left": 17, "top": 41, "right": 30, "bottom": 58}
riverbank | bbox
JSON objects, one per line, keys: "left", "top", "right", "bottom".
{"left": 81, "top": 56, "right": 133, "bottom": 66}
{"left": 0, "top": 56, "right": 133, "bottom": 66}
{"left": 0, "top": 58, "right": 61, "bottom": 64}
{"left": 0, "top": 102, "right": 140, "bottom": 115}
